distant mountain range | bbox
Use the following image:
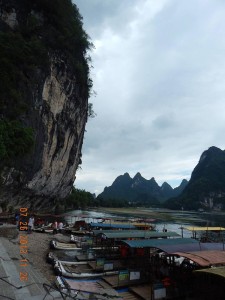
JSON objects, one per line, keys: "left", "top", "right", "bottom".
{"left": 98, "top": 146, "right": 225, "bottom": 211}
{"left": 98, "top": 172, "right": 188, "bottom": 205}
{"left": 165, "top": 146, "right": 225, "bottom": 210}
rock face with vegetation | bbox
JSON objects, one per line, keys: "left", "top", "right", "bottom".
{"left": 0, "top": 0, "right": 92, "bottom": 210}
{"left": 97, "top": 172, "right": 188, "bottom": 207}
{"left": 165, "top": 146, "right": 225, "bottom": 210}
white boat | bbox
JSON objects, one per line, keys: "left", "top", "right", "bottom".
{"left": 50, "top": 240, "right": 82, "bottom": 250}
{"left": 47, "top": 251, "right": 95, "bottom": 265}
{"left": 70, "top": 234, "right": 88, "bottom": 243}
{"left": 54, "top": 261, "right": 119, "bottom": 278}
{"left": 34, "top": 227, "right": 54, "bottom": 233}
{"left": 50, "top": 240, "right": 118, "bottom": 251}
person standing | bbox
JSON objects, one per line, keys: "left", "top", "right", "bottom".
{"left": 15, "top": 213, "right": 20, "bottom": 228}
{"left": 28, "top": 215, "right": 34, "bottom": 234}
{"left": 58, "top": 221, "right": 63, "bottom": 233}
{"left": 53, "top": 220, "right": 58, "bottom": 234}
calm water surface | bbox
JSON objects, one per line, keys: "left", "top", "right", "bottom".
{"left": 65, "top": 208, "right": 225, "bottom": 238}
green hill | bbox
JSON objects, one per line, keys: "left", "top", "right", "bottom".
{"left": 97, "top": 172, "right": 187, "bottom": 207}
{"left": 165, "top": 146, "right": 225, "bottom": 210}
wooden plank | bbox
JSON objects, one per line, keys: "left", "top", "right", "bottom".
{"left": 102, "top": 275, "right": 147, "bottom": 288}
{"left": 129, "top": 284, "right": 152, "bottom": 300}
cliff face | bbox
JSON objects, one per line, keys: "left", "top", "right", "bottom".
{"left": 26, "top": 54, "right": 87, "bottom": 198}
{"left": 0, "top": 0, "right": 91, "bottom": 209}
{"left": 165, "top": 147, "right": 225, "bottom": 211}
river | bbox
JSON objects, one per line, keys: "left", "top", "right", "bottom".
{"left": 64, "top": 208, "right": 225, "bottom": 238}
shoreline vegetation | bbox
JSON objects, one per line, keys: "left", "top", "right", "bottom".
{"left": 92, "top": 206, "right": 225, "bottom": 217}
{"left": 93, "top": 207, "right": 170, "bottom": 219}
{"left": 86, "top": 207, "right": 225, "bottom": 227}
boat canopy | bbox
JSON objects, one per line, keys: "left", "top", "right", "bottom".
{"left": 121, "top": 238, "right": 201, "bottom": 253}
{"left": 172, "top": 250, "right": 225, "bottom": 267}
{"left": 184, "top": 226, "right": 225, "bottom": 231}
{"left": 89, "top": 222, "right": 136, "bottom": 229}
{"left": 199, "top": 243, "right": 225, "bottom": 251}
{"left": 99, "top": 231, "right": 180, "bottom": 239}
{"left": 194, "top": 266, "right": 225, "bottom": 279}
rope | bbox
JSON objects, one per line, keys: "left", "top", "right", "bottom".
{"left": 43, "top": 283, "right": 79, "bottom": 300}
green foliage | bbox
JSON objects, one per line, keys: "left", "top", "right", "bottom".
{"left": 164, "top": 147, "right": 225, "bottom": 210}
{"left": 65, "top": 187, "right": 95, "bottom": 210}
{"left": 32, "top": 0, "right": 93, "bottom": 97}
{"left": 0, "top": 31, "right": 47, "bottom": 118}
{"left": 95, "top": 196, "right": 129, "bottom": 208}
{"left": 0, "top": 200, "right": 8, "bottom": 212}
{"left": 88, "top": 103, "right": 96, "bottom": 118}
{"left": 0, "top": 120, "right": 34, "bottom": 160}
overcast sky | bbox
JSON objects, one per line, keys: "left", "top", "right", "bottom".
{"left": 73, "top": 0, "right": 225, "bottom": 195}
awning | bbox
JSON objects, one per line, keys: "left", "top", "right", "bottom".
{"left": 172, "top": 250, "right": 225, "bottom": 267}
{"left": 200, "top": 243, "right": 225, "bottom": 251}
{"left": 184, "top": 226, "right": 225, "bottom": 231}
{"left": 122, "top": 238, "right": 201, "bottom": 253}
{"left": 100, "top": 231, "right": 180, "bottom": 239}
{"left": 89, "top": 222, "right": 136, "bottom": 229}
{"left": 194, "top": 266, "right": 225, "bottom": 279}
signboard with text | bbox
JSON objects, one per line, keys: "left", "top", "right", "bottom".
{"left": 119, "top": 270, "right": 129, "bottom": 281}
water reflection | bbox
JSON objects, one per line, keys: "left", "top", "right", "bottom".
{"left": 64, "top": 209, "right": 225, "bottom": 238}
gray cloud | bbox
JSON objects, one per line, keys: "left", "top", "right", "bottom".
{"left": 73, "top": 0, "right": 225, "bottom": 194}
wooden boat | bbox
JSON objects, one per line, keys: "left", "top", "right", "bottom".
{"left": 47, "top": 248, "right": 120, "bottom": 265}
{"left": 46, "top": 251, "right": 84, "bottom": 264}
{"left": 47, "top": 251, "right": 102, "bottom": 266}
{"left": 34, "top": 227, "right": 53, "bottom": 233}
{"left": 50, "top": 240, "right": 82, "bottom": 250}
{"left": 53, "top": 257, "right": 126, "bottom": 269}
{"left": 55, "top": 276, "right": 122, "bottom": 299}
{"left": 50, "top": 239, "right": 119, "bottom": 251}
{"left": 54, "top": 261, "right": 119, "bottom": 278}
{"left": 70, "top": 234, "right": 88, "bottom": 243}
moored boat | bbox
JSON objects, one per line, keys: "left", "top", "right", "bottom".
{"left": 50, "top": 239, "right": 119, "bottom": 251}
{"left": 54, "top": 261, "right": 119, "bottom": 278}
{"left": 50, "top": 240, "right": 82, "bottom": 250}
{"left": 55, "top": 276, "right": 122, "bottom": 299}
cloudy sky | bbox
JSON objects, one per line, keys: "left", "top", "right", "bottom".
{"left": 73, "top": 0, "right": 225, "bottom": 195}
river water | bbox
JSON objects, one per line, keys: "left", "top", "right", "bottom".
{"left": 64, "top": 208, "right": 225, "bottom": 238}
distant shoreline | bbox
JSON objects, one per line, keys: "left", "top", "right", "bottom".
{"left": 87, "top": 207, "right": 225, "bottom": 225}
{"left": 91, "top": 207, "right": 174, "bottom": 220}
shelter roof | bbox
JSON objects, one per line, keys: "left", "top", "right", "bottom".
{"left": 100, "top": 231, "right": 180, "bottom": 239}
{"left": 89, "top": 222, "right": 136, "bottom": 229}
{"left": 200, "top": 243, "right": 225, "bottom": 251}
{"left": 184, "top": 226, "right": 225, "bottom": 231}
{"left": 173, "top": 250, "right": 225, "bottom": 267}
{"left": 122, "top": 238, "right": 201, "bottom": 253}
{"left": 195, "top": 267, "right": 225, "bottom": 279}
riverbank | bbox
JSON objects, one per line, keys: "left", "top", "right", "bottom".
{"left": 0, "top": 226, "right": 66, "bottom": 299}
{"left": 92, "top": 207, "right": 175, "bottom": 221}
{"left": 0, "top": 226, "right": 69, "bottom": 283}
{"left": 88, "top": 207, "right": 225, "bottom": 227}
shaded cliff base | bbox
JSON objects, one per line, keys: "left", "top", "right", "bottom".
{"left": 0, "top": 188, "right": 59, "bottom": 212}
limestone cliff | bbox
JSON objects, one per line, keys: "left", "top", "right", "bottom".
{"left": 0, "top": 0, "right": 92, "bottom": 210}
